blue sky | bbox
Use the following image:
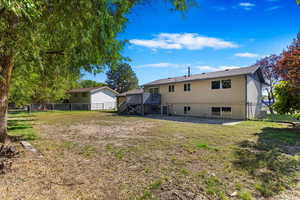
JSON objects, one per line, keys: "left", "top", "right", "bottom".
{"left": 83, "top": 0, "right": 300, "bottom": 85}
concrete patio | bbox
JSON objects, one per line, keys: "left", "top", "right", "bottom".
{"left": 145, "top": 114, "right": 243, "bottom": 125}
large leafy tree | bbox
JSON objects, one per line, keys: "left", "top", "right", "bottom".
{"left": 0, "top": 0, "right": 191, "bottom": 143}
{"left": 277, "top": 31, "right": 300, "bottom": 94}
{"left": 106, "top": 63, "right": 138, "bottom": 93}
{"left": 256, "top": 55, "right": 281, "bottom": 114}
{"left": 275, "top": 31, "right": 300, "bottom": 114}
{"left": 9, "top": 61, "right": 80, "bottom": 105}
{"left": 77, "top": 80, "right": 106, "bottom": 89}
{"left": 273, "top": 81, "right": 300, "bottom": 114}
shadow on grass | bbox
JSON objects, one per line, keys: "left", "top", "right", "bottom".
{"left": 8, "top": 118, "right": 35, "bottom": 125}
{"left": 8, "top": 118, "right": 38, "bottom": 141}
{"left": 101, "top": 110, "right": 118, "bottom": 114}
{"left": 233, "top": 127, "right": 300, "bottom": 197}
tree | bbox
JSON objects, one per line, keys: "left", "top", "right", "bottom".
{"left": 289, "top": 32, "right": 300, "bottom": 50}
{"left": 273, "top": 81, "right": 300, "bottom": 114}
{"left": 277, "top": 48, "right": 300, "bottom": 91}
{"left": 256, "top": 55, "right": 281, "bottom": 114}
{"left": 9, "top": 61, "right": 80, "bottom": 106}
{"left": 106, "top": 63, "right": 138, "bottom": 93}
{"left": 78, "top": 80, "right": 106, "bottom": 89}
{"left": 275, "top": 31, "right": 300, "bottom": 115}
{"left": 277, "top": 32, "right": 300, "bottom": 94}
{"left": 0, "top": 0, "right": 191, "bottom": 143}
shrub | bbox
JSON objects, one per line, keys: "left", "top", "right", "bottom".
{"left": 292, "top": 113, "right": 300, "bottom": 121}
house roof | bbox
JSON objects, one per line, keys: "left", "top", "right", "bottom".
{"left": 117, "top": 88, "right": 144, "bottom": 97}
{"left": 69, "top": 86, "right": 119, "bottom": 94}
{"left": 143, "top": 65, "right": 264, "bottom": 86}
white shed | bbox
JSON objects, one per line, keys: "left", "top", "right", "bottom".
{"left": 69, "top": 86, "right": 119, "bottom": 110}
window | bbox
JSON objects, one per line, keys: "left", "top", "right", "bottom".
{"left": 212, "top": 107, "right": 232, "bottom": 117}
{"left": 222, "top": 107, "right": 232, "bottom": 113}
{"left": 211, "top": 107, "right": 221, "bottom": 116}
{"left": 222, "top": 80, "right": 231, "bottom": 89}
{"left": 184, "top": 83, "right": 191, "bottom": 91}
{"left": 212, "top": 80, "right": 231, "bottom": 89}
{"left": 184, "top": 106, "right": 191, "bottom": 114}
{"left": 169, "top": 85, "right": 175, "bottom": 92}
{"left": 149, "top": 87, "right": 159, "bottom": 94}
{"left": 212, "top": 81, "right": 220, "bottom": 89}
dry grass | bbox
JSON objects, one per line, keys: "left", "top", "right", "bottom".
{"left": 1, "top": 111, "right": 300, "bottom": 200}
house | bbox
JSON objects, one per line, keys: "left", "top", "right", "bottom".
{"left": 117, "top": 65, "right": 266, "bottom": 119}
{"left": 117, "top": 88, "right": 161, "bottom": 114}
{"left": 69, "top": 86, "right": 119, "bottom": 110}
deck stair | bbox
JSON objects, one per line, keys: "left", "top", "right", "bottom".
{"left": 118, "top": 102, "right": 128, "bottom": 113}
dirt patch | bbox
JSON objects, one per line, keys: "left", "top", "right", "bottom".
{"left": 2, "top": 112, "right": 300, "bottom": 200}
{"left": 38, "top": 119, "right": 158, "bottom": 147}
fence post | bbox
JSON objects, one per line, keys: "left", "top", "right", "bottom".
{"left": 70, "top": 103, "right": 72, "bottom": 111}
{"left": 27, "top": 104, "right": 31, "bottom": 114}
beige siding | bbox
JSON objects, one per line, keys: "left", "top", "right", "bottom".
{"left": 167, "top": 103, "right": 245, "bottom": 119}
{"left": 145, "top": 75, "right": 247, "bottom": 119}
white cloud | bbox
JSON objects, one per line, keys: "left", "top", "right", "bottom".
{"left": 130, "top": 33, "right": 238, "bottom": 50}
{"left": 135, "top": 62, "right": 243, "bottom": 72}
{"left": 239, "top": 2, "right": 255, "bottom": 7}
{"left": 265, "top": 6, "right": 281, "bottom": 11}
{"left": 238, "top": 2, "right": 255, "bottom": 10}
{"left": 219, "top": 66, "right": 241, "bottom": 70}
{"left": 212, "top": 6, "right": 227, "bottom": 11}
{"left": 196, "top": 66, "right": 217, "bottom": 71}
{"left": 136, "top": 62, "right": 186, "bottom": 68}
{"left": 235, "top": 52, "right": 259, "bottom": 58}
{"left": 196, "top": 65, "right": 241, "bottom": 72}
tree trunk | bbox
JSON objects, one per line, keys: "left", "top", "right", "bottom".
{"left": 268, "top": 106, "right": 274, "bottom": 115}
{"left": 0, "top": 55, "right": 13, "bottom": 143}
{"left": 267, "top": 89, "right": 275, "bottom": 115}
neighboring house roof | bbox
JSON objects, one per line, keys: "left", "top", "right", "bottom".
{"left": 69, "top": 86, "right": 119, "bottom": 94}
{"left": 144, "top": 65, "right": 265, "bottom": 86}
{"left": 117, "top": 88, "right": 144, "bottom": 97}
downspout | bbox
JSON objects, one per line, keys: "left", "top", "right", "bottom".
{"left": 245, "top": 75, "right": 248, "bottom": 120}
{"left": 141, "top": 93, "right": 144, "bottom": 115}
{"left": 89, "top": 91, "right": 92, "bottom": 111}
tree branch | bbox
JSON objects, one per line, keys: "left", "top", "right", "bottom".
{"left": 45, "top": 50, "right": 65, "bottom": 55}
{"left": 0, "top": 7, "right": 6, "bottom": 17}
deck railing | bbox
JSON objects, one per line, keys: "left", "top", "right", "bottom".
{"left": 143, "top": 93, "right": 161, "bottom": 105}
{"left": 125, "top": 93, "right": 161, "bottom": 105}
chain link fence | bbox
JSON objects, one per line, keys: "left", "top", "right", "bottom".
{"left": 30, "top": 103, "right": 116, "bottom": 112}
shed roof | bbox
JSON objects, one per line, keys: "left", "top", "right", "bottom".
{"left": 69, "top": 86, "right": 119, "bottom": 94}
{"left": 143, "top": 65, "right": 263, "bottom": 86}
{"left": 117, "top": 88, "right": 144, "bottom": 97}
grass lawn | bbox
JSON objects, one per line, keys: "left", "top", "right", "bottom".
{"left": 1, "top": 111, "right": 300, "bottom": 200}
{"left": 262, "top": 114, "right": 299, "bottom": 123}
